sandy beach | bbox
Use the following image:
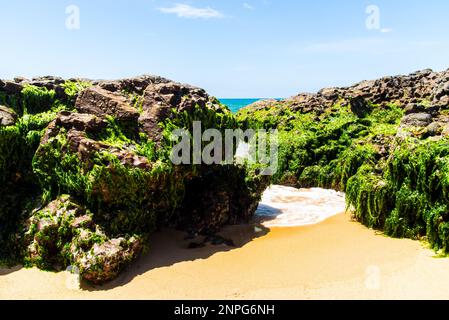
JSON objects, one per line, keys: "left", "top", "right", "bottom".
{"left": 2, "top": 210, "right": 449, "bottom": 300}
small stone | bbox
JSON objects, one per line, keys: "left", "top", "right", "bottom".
{"left": 0, "top": 106, "right": 18, "bottom": 126}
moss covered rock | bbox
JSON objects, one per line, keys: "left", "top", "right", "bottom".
{"left": 0, "top": 75, "right": 269, "bottom": 281}
{"left": 24, "top": 195, "right": 142, "bottom": 283}
{"left": 237, "top": 68, "right": 449, "bottom": 253}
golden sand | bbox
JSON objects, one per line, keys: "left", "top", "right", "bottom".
{"left": 1, "top": 213, "right": 449, "bottom": 300}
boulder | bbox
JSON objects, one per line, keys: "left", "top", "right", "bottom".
{"left": 2, "top": 81, "right": 24, "bottom": 94}
{"left": 350, "top": 96, "right": 372, "bottom": 118}
{"left": 24, "top": 196, "right": 142, "bottom": 283}
{"left": 401, "top": 113, "right": 433, "bottom": 127}
{"left": 0, "top": 106, "right": 18, "bottom": 126}
{"left": 75, "top": 236, "right": 141, "bottom": 284}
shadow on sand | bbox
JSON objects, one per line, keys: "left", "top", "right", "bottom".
{"left": 0, "top": 265, "right": 22, "bottom": 276}
{"left": 82, "top": 207, "right": 282, "bottom": 291}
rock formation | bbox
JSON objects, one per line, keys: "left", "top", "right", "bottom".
{"left": 238, "top": 68, "right": 449, "bottom": 253}
{"left": 0, "top": 76, "right": 269, "bottom": 283}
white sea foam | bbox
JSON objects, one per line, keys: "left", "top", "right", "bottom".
{"left": 255, "top": 185, "right": 346, "bottom": 228}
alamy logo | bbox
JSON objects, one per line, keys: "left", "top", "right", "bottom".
{"left": 65, "top": 5, "right": 80, "bottom": 30}
{"left": 169, "top": 121, "right": 279, "bottom": 176}
{"left": 365, "top": 5, "right": 381, "bottom": 30}
{"left": 365, "top": 5, "right": 392, "bottom": 33}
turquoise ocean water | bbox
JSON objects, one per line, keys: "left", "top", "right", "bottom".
{"left": 219, "top": 98, "right": 281, "bottom": 113}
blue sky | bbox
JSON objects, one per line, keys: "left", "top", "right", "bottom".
{"left": 1, "top": 0, "right": 448, "bottom": 98}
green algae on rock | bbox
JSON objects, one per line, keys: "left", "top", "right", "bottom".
{"left": 24, "top": 195, "right": 142, "bottom": 284}
{"left": 237, "top": 68, "right": 449, "bottom": 254}
{"left": 0, "top": 76, "right": 270, "bottom": 282}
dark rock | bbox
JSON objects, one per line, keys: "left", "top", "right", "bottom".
{"left": 350, "top": 96, "right": 372, "bottom": 118}
{"left": 187, "top": 242, "right": 205, "bottom": 249}
{"left": 31, "top": 76, "right": 65, "bottom": 85}
{"left": 0, "top": 106, "right": 18, "bottom": 126}
{"left": 75, "top": 87, "right": 140, "bottom": 124}
{"left": 98, "top": 75, "right": 170, "bottom": 94}
{"left": 13, "top": 77, "right": 28, "bottom": 83}
{"left": 404, "top": 103, "right": 426, "bottom": 115}
{"left": 2, "top": 81, "right": 24, "bottom": 94}
{"left": 434, "top": 82, "right": 449, "bottom": 100}
{"left": 29, "top": 76, "right": 68, "bottom": 100}
{"left": 274, "top": 68, "right": 449, "bottom": 113}
{"left": 286, "top": 93, "right": 329, "bottom": 114}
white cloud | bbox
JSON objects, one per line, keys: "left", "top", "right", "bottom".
{"left": 157, "top": 3, "right": 224, "bottom": 19}
{"left": 243, "top": 3, "right": 254, "bottom": 10}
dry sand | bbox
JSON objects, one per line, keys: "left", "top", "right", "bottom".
{"left": 2, "top": 213, "right": 449, "bottom": 300}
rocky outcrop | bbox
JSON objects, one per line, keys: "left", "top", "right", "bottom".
{"left": 0, "top": 75, "right": 269, "bottom": 282}
{"left": 96, "top": 75, "right": 170, "bottom": 94}
{"left": 237, "top": 67, "right": 449, "bottom": 255}
{"left": 245, "top": 68, "right": 449, "bottom": 116}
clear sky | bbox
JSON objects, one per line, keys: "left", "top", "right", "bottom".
{"left": 1, "top": 0, "right": 448, "bottom": 98}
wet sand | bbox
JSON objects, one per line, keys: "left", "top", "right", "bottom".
{"left": 2, "top": 213, "right": 449, "bottom": 300}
